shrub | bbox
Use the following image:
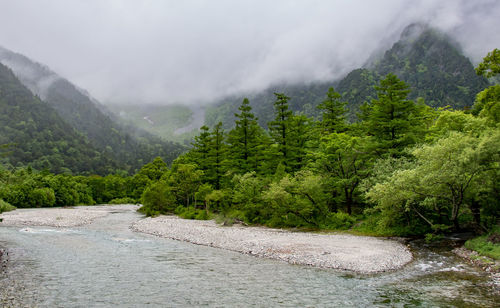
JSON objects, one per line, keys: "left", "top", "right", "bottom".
{"left": 140, "top": 182, "right": 176, "bottom": 216}
{"left": 323, "top": 212, "right": 356, "bottom": 230}
{"left": 108, "top": 197, "right": 137, "bottom": 204}
{"left": 176, "top": 206, "right": 210, "bottom": 220}
{"left": 0, "top": 199, "right": 16, "bottom": 214}
{"left": 29, "top": 187, "right": 56, "bottom": 208}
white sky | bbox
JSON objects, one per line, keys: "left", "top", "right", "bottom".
{"left": 0, "top": 0, "right": 498, "bottom": 105}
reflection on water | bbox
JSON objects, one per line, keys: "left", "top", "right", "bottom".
{"left": 1, "top": 209, "right": 499, "bottom": 307}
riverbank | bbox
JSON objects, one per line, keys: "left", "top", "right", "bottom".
{"left": 454, "top": 246, "right": 500, "bottom": 291}
{"left": 0, "top": 205, "right": 413, "bottom": 273}
{"left": 0, "top": 204, "right": 139, "bottom": 227}
{"left": 132, "top": 215, "right": 413, "bottom": 273}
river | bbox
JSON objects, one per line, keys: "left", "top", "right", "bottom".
{"left": 1, "top": 208, "right": 498, "bottom": 307}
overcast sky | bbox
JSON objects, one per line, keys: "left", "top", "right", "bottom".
{"left": 0, "top": 0, "right": 499, "bottom": 105}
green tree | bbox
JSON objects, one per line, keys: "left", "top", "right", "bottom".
{"left": 268, "top": 93, "right": 293, "bottom": 169}
{"left": 365, "top": 129, "right": 500, "bottom": 232}
{"left": 360, "top": 73, "right": 427, "bottom": 157}
{"left": 207, "top": 122, "right": 226, "bottom": 190}
{"left": 226, "top": 98, "right": 266, "bottom": 174}
{"left": 317, "top": 87, "right": 347, "bottom": 134}
{"left": 137, "top": 157, "right": 168, "bottom": 182}
{"left": 231, "top": 172, "right": 270, "bottom": 223}
{"left": 168, "top": 163, "right": 203, "bottom": 207}
{"left": 140, "top": 181, "right": 176, "bottom": 216}
{"left": 475, "top": 48, "right": 500, "bottom": 78}
{"left": 189, "top": 125, "right": 211, "bottom": 174}
{"left": 312, "top": 133, "right": 371, "bottom": 215}
{"left": 287, "top": 114, "right": 313, "bottom": 172}
{"left": 473, "top": 48, "right": 500, "bottom": 126}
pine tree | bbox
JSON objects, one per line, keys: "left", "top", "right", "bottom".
{"left": 190, "top": 125, "right": 211, "bottom": 173}
{"left": 268, "top": 93, "right": 292, "bottom": 169}
{"left": 226, "top": 98, "right": 264, "bottom": 174}
{"left": 360, "top": 73, "right": 425, "bottom": 157}
{"left": 207, "top": 122, "right": 226, "bottom": 190}
{"left": 288, "top": 114, "right": 313, "bottom": 172}
{"left": 317, "top": 87, "right": 347, "bottom": 134}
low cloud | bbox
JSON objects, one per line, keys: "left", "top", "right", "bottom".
{"left": 0, "top": 0, "right": 498, "bottom": 105}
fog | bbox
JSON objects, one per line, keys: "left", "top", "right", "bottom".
{"left": 0, "top": 0, "right": 499, "bottom": 105}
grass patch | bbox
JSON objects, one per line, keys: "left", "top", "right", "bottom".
{"left": 0, "top": 199, "right": 16, "bottom": 214}
{"left": 175, "top": 206, "right": 211, "bottom": 220}
{"left": 465, "top": 234, "right": 500, "bottom": 260}
{"left": 108, "top": 197, "right": 137, "bottom": 204}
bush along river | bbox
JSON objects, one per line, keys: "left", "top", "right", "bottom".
{"left": 1, "top": 206, "right": 499, "bottom": 307}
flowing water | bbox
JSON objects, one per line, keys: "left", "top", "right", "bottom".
{"left": 1, "top": 208, "right": 498, "bottom": 307}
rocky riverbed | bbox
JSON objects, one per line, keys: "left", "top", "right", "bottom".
{"left": 0, "top": 204, "right": 138, "bottom": 227}
{"left": 132, "top": 215, "right": 413, "bottom": 273}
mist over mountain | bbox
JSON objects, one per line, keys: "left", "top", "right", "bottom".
{"left": 0, "top": 1, "right": 498, "bottom": 106}
{"left": 0, "top": 62, "right": 118, "bottom": 174}
{"left": 205, "top": 24, "right": 489, "bottom": 127}
{"left": 0, "top": 47, "right": 186, "bottom": 172}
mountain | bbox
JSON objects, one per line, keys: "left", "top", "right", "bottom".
{"left": 0, "top": 47, "right": 185, "bottom": 172}
{"left": 337, "top": 23, "right": 489, "bottom": 117}
{"left": 0, "top": 62, "right": 118, "bottom": 174}
{"left": 206, "top": 23, "right": 489, "bottom": 127}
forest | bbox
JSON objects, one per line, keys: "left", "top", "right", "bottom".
{"left": 1, "top": 49, "right": 499, "bottom": 241}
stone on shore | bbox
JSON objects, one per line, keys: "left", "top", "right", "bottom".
{"left": 132, "top": 215, "right": 412, "bottom": 273}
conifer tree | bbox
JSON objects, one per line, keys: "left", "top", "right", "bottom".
{"left": 227, "top": 98, "right": 263, "bottom": 174}
{"left": 268, "top": 93, "right": 292, "bottom": 169}
{"left": 317, "top": 87, "right": 347, "bottom": 134}
{"left": 190, "top": 125, "right": 211, "bottom": 173}
{"left": 288, "top": 114, "right": 313, "bottom": 172}
{"left": 360, "top": 73, "right": 425, "bottom": 157}
{"left": 207, "top": 122, "right": 226, "bottom": 190}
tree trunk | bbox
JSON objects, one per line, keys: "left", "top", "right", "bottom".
{"left": 451, "top": 203, "right": 460, "bottom": 231}
{"left": 344, "top": 187, "right": 352, "bottom": 215}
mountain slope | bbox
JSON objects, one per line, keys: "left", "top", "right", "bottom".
{"left": 206, "top": 24, "right": 489, "bottom": 127}
{"left": 0, "top": 63, "right": 118, "bottom": 174}
{"left": 339, "top": 23, "right": 488, "bottom": 113}
{"left": 0, "top": 46, "right": 185, "bottom": 171}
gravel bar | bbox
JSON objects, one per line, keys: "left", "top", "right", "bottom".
{"left": 132, "top": 215, "right": 413, "bottom": 273}
{"left": 0, "top": 204, "right": 139, "bottom": 227}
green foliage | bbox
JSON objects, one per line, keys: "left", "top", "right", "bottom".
{"left": 0, "top": 199, "right": 15, "bottom": 214}
{"left": 475, "top": 48, "right": 500, "bottom": 78}
{"left": 322, "top": 212, "right": 356, "bottom": 230}
{"left": 268, "top": 93, "right": 293, "bottom": 170}
{"left": 205, "top": 24, "right": 488, "bottom": 127}
{"left": 226, "top": 98, "right": 269, "bottom": 174}
{"left": 365, "top": 129, "right": 500, "bottom": 232}
{"left": 0, "top": 62, "right": 118, "bottom": 175}
{"left": 167, "top": 163, "right": 203, "bottom": 207}
{"left": 139, "top": 181, "right": 176, "bottom": 216}
{"left": 29, "top": 187, "right": 56, "bottom": 208}
{"left": 108, "top": 197, "right": 137, "bottom": 204}
{"left": 137, "top": 157, "right": 168, "bottom": 181}
{"left": 465, "top": 234, "right": 500, "bottom": 260}
{"left": 317, "top": 87, "right": 347, "bottom": 134}
{"left": 1, "top": 45, "right": 498, "bottom": 241}
{"left": 176, "top": 206, "right": 210, "bottom": 220}
{"left": 0, "top": 47, "right": 186, "bottom": 173}
{"left": 311, "top": 132, "right": 371, "bottom": 214}
{"left": 360, "top": 73, "right": 428, "bottom": 157}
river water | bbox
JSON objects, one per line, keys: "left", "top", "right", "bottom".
{"left": 1, "top": 208, "right": 498, "bottom": 307}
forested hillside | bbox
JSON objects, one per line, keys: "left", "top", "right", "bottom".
{"left": 1, "top": 48, "right": 498, "bottom": 241}
{"left": 0, "top": 46, "right": 186, "bottom": 172}
{"left": 206, "top": 24, "right": 489, "bottom": 127}
{"left": 0, "top": 63, "right": 117, "bottom": 174}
